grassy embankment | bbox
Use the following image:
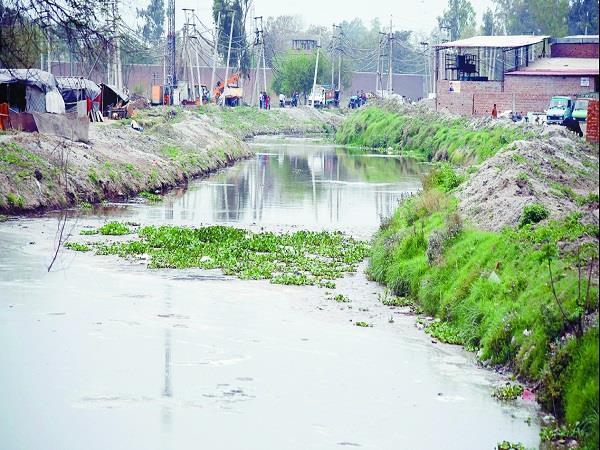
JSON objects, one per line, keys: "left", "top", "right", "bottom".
{"left": 337, "top": 106, "right": 599, "bottom": 448}
{"left": 0, "top": 105, "right": 339, "bottom": 213}
{"left": 336, "top": 106, "right": 533, "bottom": 162}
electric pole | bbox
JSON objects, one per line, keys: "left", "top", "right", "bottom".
{"left": 387, "top": 16, "right": 393, "bottom": 96}
{"left": 331, "top": 24, "right": 336, "bottom": 88}
{"left": 331, "top": 25, "right": 344, "bottom": 92}
{"left": 311, "top": 32, "right": 322, "bottom": 107}
{"left": 166, "top": 0, "right": 176, "bottom": 103}
{"left": 222, "top": 10, "right": 236, "bottom": 106}
{"left": 210, "top": 11, "right": 221, "bottom": 97}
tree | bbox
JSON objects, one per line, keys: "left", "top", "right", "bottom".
{"left": 137, "top": 0, "right": 164, "bottom": 44}
{"left": 568, "top": 0, "right": 599, "bottom": 35}
{"left": 0, "top": 0, "right": 107, "bottom": 68}
{"left": 271, "top": 50, "right": 331, "bottom": 100}
{"left": 493, "top": 0, "right": 569, "bottom": 35}
{"left": 264, "top": 15, "right": 303, "bottom": 67}
{"left": 437, "top": 0, "right": 476, "bottom": 40}
{"left": 481, "top": 8, "right": 495, "bottom": 35}
{"left": 212, "top": 0, "right": 251, "bottom": 74}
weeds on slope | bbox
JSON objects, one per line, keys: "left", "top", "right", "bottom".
{"left": 335, "top": 107, "right": 533, "bottom": 163}
{"left": 369, "top": 168, "right": 599, "bottom": 448}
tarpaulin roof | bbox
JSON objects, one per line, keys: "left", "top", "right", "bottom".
{"left": 0, "top": 68, "right": 59, "bottom": 92}
{"left": 100, "top": 83, "right": 129, "bottom": 104}
{"left": 57, "top": 77, "right": 101, "bottom": 100}
{"left": 435, "top": 35, "right": 549, "bottom": 49}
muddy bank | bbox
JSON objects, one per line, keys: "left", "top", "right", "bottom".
{"left": 458, "top": 131, "right": 599, "bottom": 231}
{"left": 0, "top": 106, "right": 342, "bottom": 214}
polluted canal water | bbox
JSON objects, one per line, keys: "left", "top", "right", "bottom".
{"left": 0, "top": 136, "right": 541, "bottom": 449}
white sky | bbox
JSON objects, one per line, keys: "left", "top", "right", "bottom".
{"left": 123, "top": 0, "right": 495, "bottom": 37}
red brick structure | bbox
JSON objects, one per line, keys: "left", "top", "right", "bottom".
{"left": 552, "top": 43, "right": 599, "bottom": 58}
{"left": 550, "top": 35, "right": 600, "bottom": 58}
{"left": 586, "top": 99, "right": 599, "bottom": 143}
{"left": 435, "top": 35, "right": 600, "bottom": 117}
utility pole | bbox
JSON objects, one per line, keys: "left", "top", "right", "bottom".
{"left": 253, "top": 16, "right": 262, "bottom": 107}
{"left": 210, "top": 11, "right": 221, "bottom": 97}
{"left": 337, "top": 31, "right": 342, "bottom": 92}
{"left": 223, "top": 10, "right": 236, "bottom": 106}
{"left": 255, "top": 15, "right": 267, "bottom": 94}
{"left": 387, "top": 16, "right": 393, "bottom": 96}
{"left": 376, "top": 32, "right": 386, "bottom": 95}
{"left": 331, "top": 24, "right": 336, "bottom": 88}
{"left": 166, "top": 0, "right": 176, "bottom": 103}
{"left": 311, "top": 32, "right": 322, "bottom": 107}
{"left": 420, "top": 41, "right": 430, "bottom": 97}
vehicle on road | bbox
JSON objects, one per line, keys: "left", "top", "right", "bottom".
{"left": 546, "top": 96, "right": 573, "bottom": 124}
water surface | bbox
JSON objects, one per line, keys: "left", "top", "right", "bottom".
{"left": 0, "top": 136, "right": 540, "bottom": 449}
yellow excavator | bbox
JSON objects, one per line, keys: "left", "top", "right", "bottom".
{"left": 213, "top": 72, "right": 243, "bottom": 106}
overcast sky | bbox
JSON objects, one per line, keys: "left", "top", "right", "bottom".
{"left": 123, "top": 0, "right": 495, "bottom": 37}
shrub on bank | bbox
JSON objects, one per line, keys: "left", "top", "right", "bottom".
{"left": 335, "top": 107, "right": 532, "bottom": 163}
{"left": 370, "top": 183, "right": 599, "bottom": 448}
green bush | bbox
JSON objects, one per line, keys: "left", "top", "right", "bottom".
{"left": 368, "top": 189, "right": 599, "bottom": 447}
{"left": 520, "top": 203, "right": 549, "bottom": 227}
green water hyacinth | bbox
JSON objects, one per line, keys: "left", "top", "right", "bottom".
{"left": 68, "top": 223, "right": 369, "bottom": 287}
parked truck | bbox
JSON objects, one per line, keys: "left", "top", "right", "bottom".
{"left": 308, "top": 84, "right": 337, "bottom": 108}
{"left": 545, "top": 96, "right": 573, "bottom": 124}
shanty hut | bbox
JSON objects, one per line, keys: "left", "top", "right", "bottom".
{"left": 100, "top": 83, "right": 129, "bottom": 118}
{"left": 0, "top": 69, "right": 65, "bottom": 115}
{"left": 56, "top": 77, "right": 101, "bottom": 115}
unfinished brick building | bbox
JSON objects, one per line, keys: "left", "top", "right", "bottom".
{"left": 434, "top": 35, "right": 599, "bottom": 117}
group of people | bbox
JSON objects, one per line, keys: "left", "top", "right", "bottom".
{"left": 259, "top": 91, "right": 270, "bottom": 109}
{"left": 348, "top": 91, "right": 367, "bottom": 109}
{"left": 278, "top": 92, "right": 300, "bottom": 108}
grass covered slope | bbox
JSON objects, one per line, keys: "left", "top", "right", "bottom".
{"left": 0, "top": 105, "right": 341, "bottom": 213}
{"left": 370, "top": 165, "right": 599, "bottom": 448}
{"left": 335, "top": 104, "right": 533, "bottom": 163}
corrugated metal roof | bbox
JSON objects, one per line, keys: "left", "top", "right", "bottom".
{"left": 505, "top": 57, "right": 599, "bottom": 76}
{"left": 435, "top": 35, "right": 549, "bottom": 49}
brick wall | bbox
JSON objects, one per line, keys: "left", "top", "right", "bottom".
{"left": 551, "top": 43, "right": 600, "bottom": 58}
{"left": 436, "top": 75, "right": 599, "bottom": 117}
{"left": 586, "top": 99, "right": 599, "bottom": 143}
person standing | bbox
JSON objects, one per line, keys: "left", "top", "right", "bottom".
{"left": 266, "top": 94, "right": 270, "bottom": 110}
{"left": 279, "top": 93, "right": 285, "bottom": 108}
{"left": 491, "top": 104, "right": 498, "bottom": 119}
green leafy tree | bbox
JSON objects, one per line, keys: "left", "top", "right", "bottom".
{"left": 493, "top": 0, "right": 569, "bottom": 35}
{"left": 481, "top": 8, "right": 495, "bottom": 35}
{"left": 271, "top": 50, "right": 333, "bottom": 100}
{"left": 264, "top": 15, "right": 303, "bottom": 67}
{"left": 213, "top": 0, "right": 251, "bottom": 74}
{"left": 568, "top": 0, "right": 599, "bottom": 35}
{"left": 437, "top": 0, "right": 476, "bottom": 40}
{"left": 137, "top": 0, "right": 164, "bottom": 44}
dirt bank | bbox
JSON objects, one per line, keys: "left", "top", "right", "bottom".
{"left": 0, "top": 106, "right": 341, "bottom": 213}
{"left": 457, "top": 128, "right": 599, "bottom": 231}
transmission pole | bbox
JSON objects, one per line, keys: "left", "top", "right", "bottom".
{"left": 257, "top": 16, "right": 267, "bottom": 93}
{"left": 210, "top": 11, "right": 221, "bottom": 96}
{"left": 252, "top": 16, "right": 261, "bottom": 107}
{"left": 166, "top": 0, "right": 176, "bottom": 102}
{"left": 334, "top": 24, "right": 342, "bottom": 92}
{"left": 222, "top": 10, "right": 236, "bottom": 106}
{"left": 331, "top": 24, "right": 336, "bottom": 88}
{"left": 311, "top": 32, "right": 322, "bottom": 107}
{"left": 387, "top": 16, "right": 393, "bottom": 96}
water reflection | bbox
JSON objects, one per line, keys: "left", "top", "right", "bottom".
{"left": 157, "top": 140, "right": 422, "bottom": 231}
{"left": 65, "top": 139, "right": 424, "bottom": 233}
